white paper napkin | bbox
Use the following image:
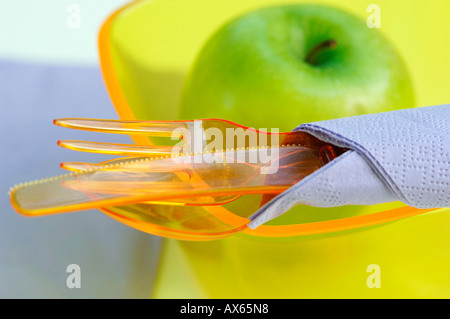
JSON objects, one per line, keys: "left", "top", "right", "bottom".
{"left": 249, "top": 104, "right": 450, "bottom": 228}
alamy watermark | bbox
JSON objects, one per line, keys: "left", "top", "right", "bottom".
{"left": 366, "top": 264, "right": 381, "bottom": 288}
{"left": 169, "top": 121, "right": 281, "bottom": 174}
{"left": 66, "top": 4, "right": 81, "bottom": 29}
{"left": 66, "top": 264, "right": 81, "bottom": 288}
{"left": 367, "top": 4, "right": 381, "bottom": 28}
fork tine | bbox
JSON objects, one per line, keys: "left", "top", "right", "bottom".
{"left": 60, "top": 157, "right": 141, "bottom": 172}
{"left": 57, "top": 140, "right": 174, "bottom": 156}
{"left": 60, "top": 162, "right": 97, "bottom": 171}
{"left": 54, "top": 118, "right": 190, "bottom": 137}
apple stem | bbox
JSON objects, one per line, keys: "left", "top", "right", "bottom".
{"left": 305, "top": 39, "right": 337, "bottom": 66}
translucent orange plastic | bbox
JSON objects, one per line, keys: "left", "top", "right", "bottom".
{"left": 53, "top": 118, "right": 331, "bottom": 156}
{"left": 10, "top": 146, "right": 325, "bottom": 216}
{"left": 9, "top": 117, "right": 440, "bottom": 241}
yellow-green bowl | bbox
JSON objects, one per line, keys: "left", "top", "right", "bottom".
{"left": 99, "top": 0, "right": 450, "bottom": 298}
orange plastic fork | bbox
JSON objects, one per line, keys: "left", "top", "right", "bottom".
{"left": 53, "top": 117, "right": 340, "bottom": 159}
{"left": 8, "top": 117, "right": 439, "bottom": 240}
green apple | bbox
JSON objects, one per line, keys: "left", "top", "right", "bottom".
{"left": 179, "top": 4, "right": 415, "bottom": 132}
{"left": 179, "top": 4, "right": 415, "bottom": 225}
